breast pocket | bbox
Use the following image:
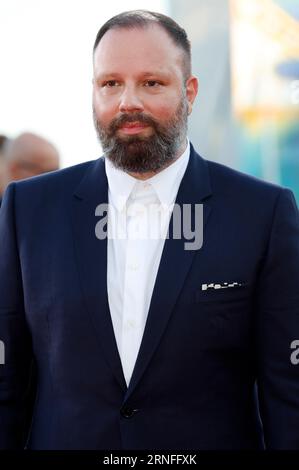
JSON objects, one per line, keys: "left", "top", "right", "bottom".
{"left": 195, "top": 282, "right": 252, "bottom": 305}
{"left": 191, "top": 283, "right": 254, "bottom": 351}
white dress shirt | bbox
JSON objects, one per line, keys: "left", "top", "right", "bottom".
{"left": 106, "top": 141, "right": 190, "bottom": 386}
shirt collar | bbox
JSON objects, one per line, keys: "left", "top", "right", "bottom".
{"left": 105, "top": 139, "right": 190, "bottom": 211}
{"left": 105, "top": 158, "right": 137, "bottom": 212}
{"left": 146, "top": 140, "right": 190, "bottom": 206}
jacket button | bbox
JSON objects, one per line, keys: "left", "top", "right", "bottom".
{"left": 120, "top": 406, "right": 138, "bottom": 418}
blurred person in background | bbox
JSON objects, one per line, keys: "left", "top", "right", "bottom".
{"left": 0, "top": 131, "right": 59, "bottom": 439}
{"left": 0, "top": 135, "right": 9, "bottom": 206}
{"left": 2, "top": 132, "right": 60, "bottom": 195}
{"left": 0, "top": 10, "right": 298, "bottom": 451}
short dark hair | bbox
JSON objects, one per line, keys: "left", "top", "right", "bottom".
{"left": 93, "top": 10, "right": 191, "bottom": 80}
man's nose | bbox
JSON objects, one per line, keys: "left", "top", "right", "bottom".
{"left": 119, "top": 85, "right": 144, "bottom": 113}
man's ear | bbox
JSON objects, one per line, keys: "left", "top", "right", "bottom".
{"left": 185, "top": 76, "right": 198, "bottom": 115}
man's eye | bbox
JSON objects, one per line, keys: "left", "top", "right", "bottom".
{"left": 145, "top": 80, "right": 161, "bottom": 87}
{"left": 103, "top": 80, "right": 119, "bottom": 87}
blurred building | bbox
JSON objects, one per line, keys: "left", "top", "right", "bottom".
{"left": 170, "top": 0, "right": 299, "bottom": 202}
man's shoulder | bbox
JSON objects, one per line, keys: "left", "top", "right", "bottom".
{"left": 204, "top": 157, "right": 286, "bottom": 201}
{"left": 13, "top": 157, "right": 104, "bottom": 196}
{"left": 21, "top": 157, "right": 101, "bottom": 185}
{"left": 0, "top": 157, "right": 106, "bottom": 216}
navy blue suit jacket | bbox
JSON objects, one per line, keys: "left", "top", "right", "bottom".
{"left": 0, "top": 144, "right": 299, "bottom": 449}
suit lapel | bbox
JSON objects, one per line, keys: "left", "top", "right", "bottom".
{"left": 71, "top": 158, "right": 127, "bottom": 391}
{"left": 126, "top": 146, "right": 212, "bottom": 399}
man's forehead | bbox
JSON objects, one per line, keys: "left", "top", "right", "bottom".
{"left": 93, "top": 24, "right": 184, "bottom": 70}
{"left": 95, "top": 23, "right": 174, "bottom": 47}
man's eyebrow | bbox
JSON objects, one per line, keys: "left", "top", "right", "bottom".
{"left": 141, "top": 71, "right": 171, "bottom": 79}
{"left": 95, "top": 71, "right": 171, "bottom": 81}
{"left": 95, "top": 73, "right": 123, "bottom": 81}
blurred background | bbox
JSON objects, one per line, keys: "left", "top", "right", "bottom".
{"left": 0, "top": 0, "right": 298, "bottom": 201}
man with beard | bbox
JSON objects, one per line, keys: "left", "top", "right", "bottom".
{"left": 0, "top": 10, "right": 299, "bottom": 451}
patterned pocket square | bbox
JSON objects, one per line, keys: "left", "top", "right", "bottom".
{"left": 201, "top": 282, "right": 243, "bottom": 291}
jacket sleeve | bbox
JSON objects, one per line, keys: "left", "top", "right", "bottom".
{"left": 0, "top": 183, "right": 34, "bottom": 449}
{"left": 256, "top": 188, "right": 299, "bottom": 449}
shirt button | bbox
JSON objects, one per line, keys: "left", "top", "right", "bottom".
{"left": 126, "top": 319, "right": 136, "bottom": 328}
{"left": 128, "top": 261, "right": 139, "bottom": 271}
{"left": 120, "top": 406, "right": 138, "bottom": 419}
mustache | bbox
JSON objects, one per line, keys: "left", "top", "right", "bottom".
{"left": 108, "top": 113, "right": 159, "bottom": 134}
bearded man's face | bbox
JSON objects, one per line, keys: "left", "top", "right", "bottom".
{"left": 92, "top": 25, "right": 198, "bottom": 173}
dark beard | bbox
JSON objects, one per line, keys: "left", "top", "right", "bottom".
{"left": 93, "top": 97, "right": 188, "bottom": 174}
